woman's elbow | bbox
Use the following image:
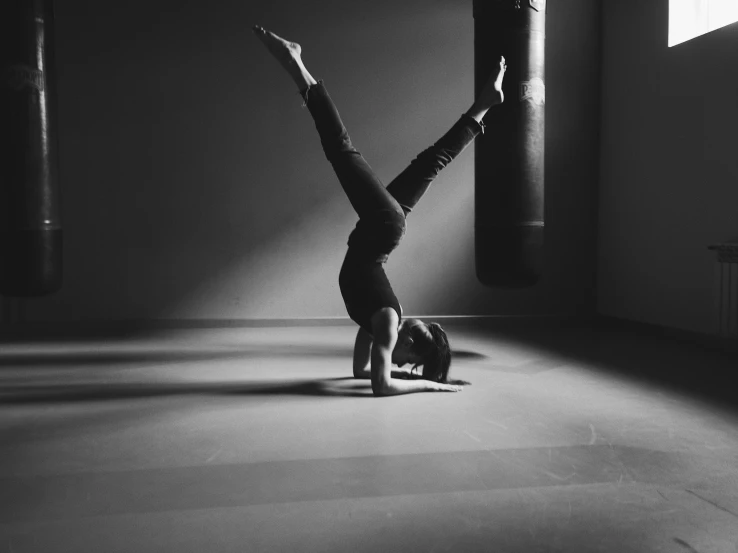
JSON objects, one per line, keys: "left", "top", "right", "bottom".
{"left": 371, "top": 378, "right": 391, "bottom": 397}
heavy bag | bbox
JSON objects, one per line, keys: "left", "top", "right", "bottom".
{"left": 0, "top": 0, "right": 62, "bottom": 297}
{"left": 474, "top": 0, "right": 545, "bottom": 288}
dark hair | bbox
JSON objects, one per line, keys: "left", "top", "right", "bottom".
{"left": 409, "top": 322, "right": 452, "bottom": 383}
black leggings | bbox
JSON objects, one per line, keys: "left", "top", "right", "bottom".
{"left": 302, "top": 81, "right": 483, "bottom": 221}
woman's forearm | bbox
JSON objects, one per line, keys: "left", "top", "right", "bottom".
{"left": 375, "top": 377, "right": 441, "bottom": 396}
{"left": 378, "top": 378, "right": 463, "bottom": 396}
{"left": 352, "top": 328, "right": 373, "bottom": 376}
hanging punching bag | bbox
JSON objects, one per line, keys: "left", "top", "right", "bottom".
{"left": 0, "top": 0, "right": 62, "bottom": 297}
{"left": 474, "top": 0, "right": 545, "bottom": 288}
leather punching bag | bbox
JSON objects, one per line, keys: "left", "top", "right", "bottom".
{"left": 474, "top": 0, "right": 545, "bottom": 288}
{"left": 0, "top": 0, "right": 62, "bottom": 297}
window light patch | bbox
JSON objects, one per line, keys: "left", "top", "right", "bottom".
{"left": 669, "top": 0, "right": 738, "bottom": 46}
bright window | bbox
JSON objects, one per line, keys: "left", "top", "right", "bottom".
{"left": 669, "top": 0, "right": 738, "bottom": 46}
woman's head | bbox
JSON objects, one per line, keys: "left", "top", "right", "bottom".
{"left": 396, "top": 319, "right": 452, "bottom": 383}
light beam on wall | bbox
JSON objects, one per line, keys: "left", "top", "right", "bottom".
{"left": 669, "top": 0, "right": 738, "bottom": 46}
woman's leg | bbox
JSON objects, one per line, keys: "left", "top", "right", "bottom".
{"left": 386, "top": 58, "right": 507, "bottom": 215}
{"left": 253, "top": 26, "right": 402, "bottom": 219}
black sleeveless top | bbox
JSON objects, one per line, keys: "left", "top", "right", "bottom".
{"left": 339, "top": 209, "right": 405, "bottom": 335}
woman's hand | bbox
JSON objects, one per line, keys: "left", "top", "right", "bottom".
{"left": 433, "top": 382, "right": 463, "bottom": 392}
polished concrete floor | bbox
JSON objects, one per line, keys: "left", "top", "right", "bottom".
{"left": 1, "top": 320, "right": 737, "bottom": 552}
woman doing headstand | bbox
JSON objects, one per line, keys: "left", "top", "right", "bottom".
{"left": 253, "top": 26, "right": 506, "bottom": 396}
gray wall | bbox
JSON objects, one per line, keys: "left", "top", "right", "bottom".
{"left": 598, "top": 0, "right": 738, "bottom": 334}
{"left": 6, "top": 0, "right": 601, "bottom": 323}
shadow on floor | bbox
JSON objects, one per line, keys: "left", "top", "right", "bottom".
{"left": 2, "top": 317, "right": 735, "bottom": 411}
{"left": 0, "top": 359, "right": 483, "bottom": 403}
{"left": 460, "top": 318, "right": 738, "bottom": 413}
{"left": 0, "top": 346, "right": 485, "bottom": 370}
{"left": 0, "top": 346, "right": 353, "bottom": 369}
{"left": 0, "top": 376, "right": 378, "bottom": 403}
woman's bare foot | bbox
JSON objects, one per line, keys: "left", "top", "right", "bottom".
{"left": 481, "top": 56, "right": 507, "bottom": 106}
{"left": 252, "top": 25, "right": 317, "bottom": 90}
{"left": 466, "top": 56, "right": 507, "bottom": 123}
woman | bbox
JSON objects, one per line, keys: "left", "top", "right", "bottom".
{"left": 253, "top": 25, "right": 506, "bottom": 396}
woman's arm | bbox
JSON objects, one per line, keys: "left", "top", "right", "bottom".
{"left": 352, "top": 327, "right": 373, "bottom": 378}
{"left": 369, "top": 308, "right": 462, "bottom": 397}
